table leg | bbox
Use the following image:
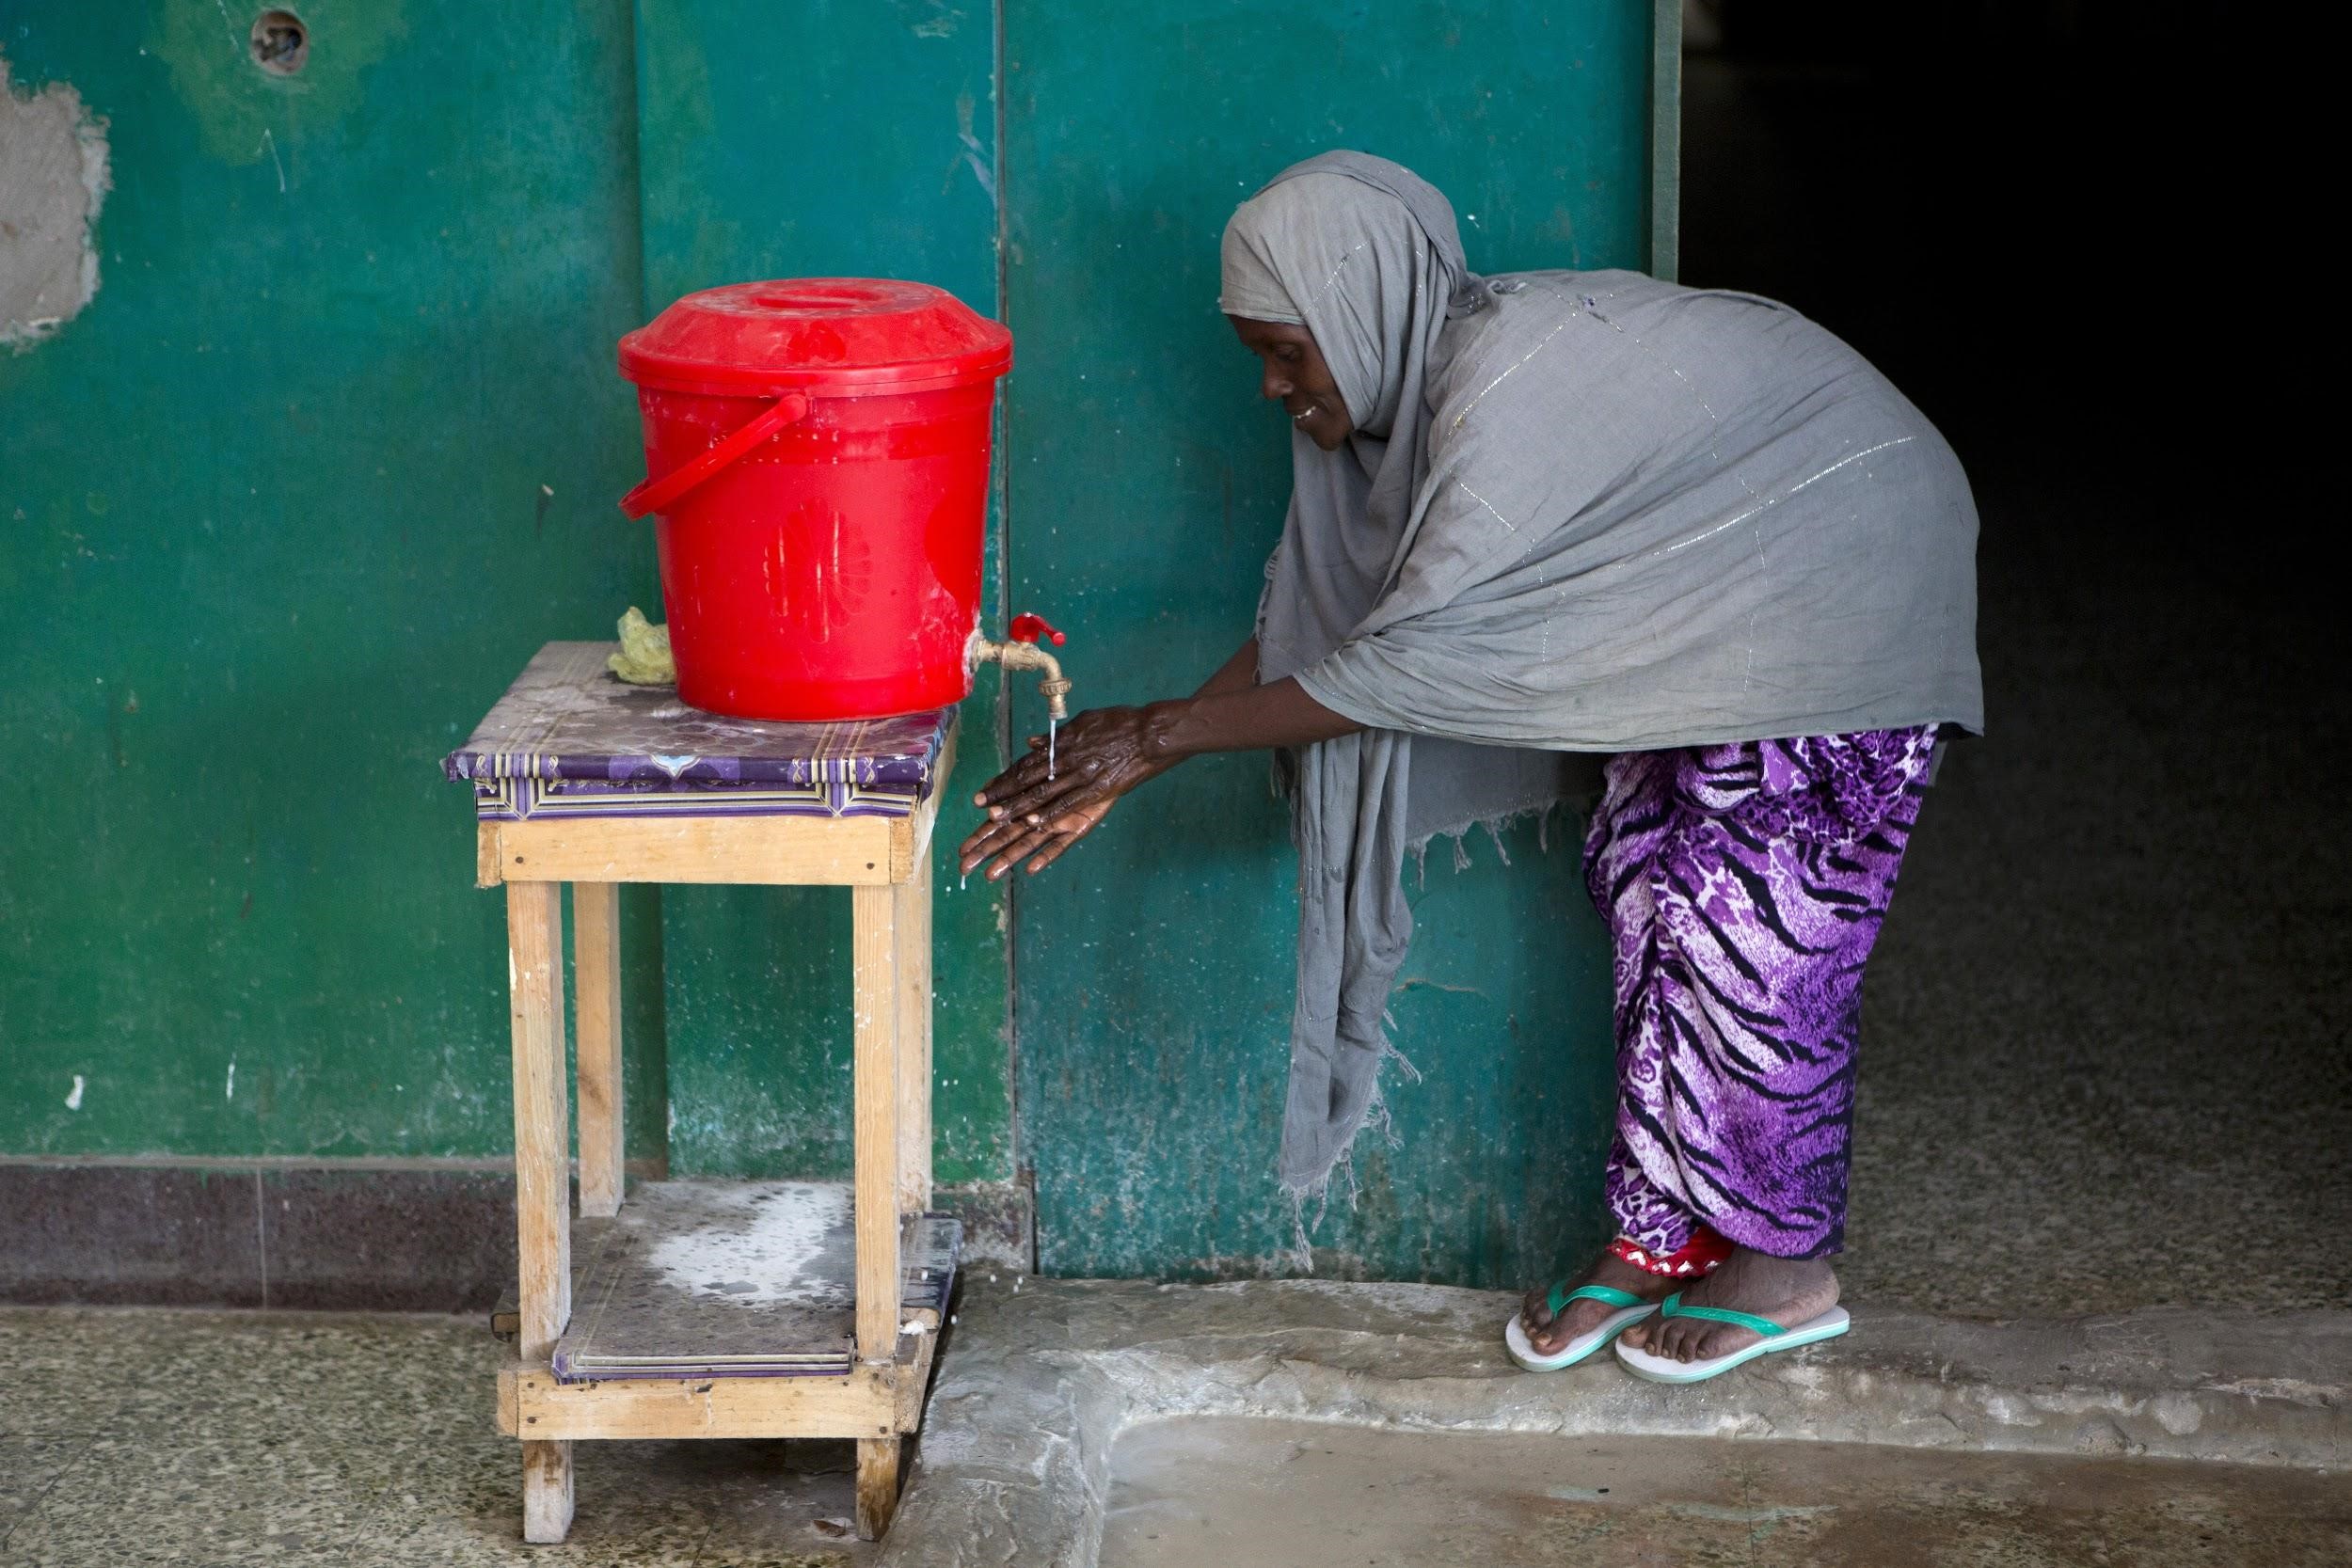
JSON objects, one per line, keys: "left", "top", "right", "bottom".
{"left": 856, "top": 1436, "right": 903, "bottom": 1540}
{"left": 507, "top": 880, "right": 575, "bottom": 1544}
{"left": 850, "top": 887, "right": 906, "bottom": 1535}
{"left": 851, "top": 883, "right": 903, "bottom": 1368}
{"left": 894, "top": 844, "right": 933, "bottom": 1212}
{"left": 573, "top": 882, "right": 625, "bottom": 1219}
{"left": 522, "top": 1438, "right": 575, "bottom": 1545}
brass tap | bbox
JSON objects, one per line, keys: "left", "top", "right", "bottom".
{"left": 970, "top": 635, "right": 1071, "bottom": 721}
{"left": 970, "top": 614, "right": 1072, "bottom": 720}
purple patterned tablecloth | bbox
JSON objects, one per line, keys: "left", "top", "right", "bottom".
{"left": 443, "top": 642, "right": 955, "bottom": 821}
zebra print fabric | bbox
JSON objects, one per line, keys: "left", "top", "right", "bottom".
{"left": 1587, "top": 727, "right": 1938, "bottom": 1261}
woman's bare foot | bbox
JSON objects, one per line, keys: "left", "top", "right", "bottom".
{"left": 1518, "top": 1253, "right": 1676, "bottom": 1357}
{"left": 1615, "top": 1246, "right": 1839, "bottom": 1361}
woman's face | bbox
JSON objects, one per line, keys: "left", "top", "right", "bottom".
{"left": 1228, "top": 315, "right": 1354, "bottom": 451}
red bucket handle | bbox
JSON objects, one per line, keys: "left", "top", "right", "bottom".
{"left": 619, "top": 389, "right": 812, "bottom": 519}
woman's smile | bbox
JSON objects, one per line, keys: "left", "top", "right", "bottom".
{"left": 1229, "top": 315, "right": 1355, "bottom": 450}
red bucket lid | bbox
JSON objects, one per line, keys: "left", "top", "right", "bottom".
{"left": 618, "top": 278, "right": 1012, "bottom": 397}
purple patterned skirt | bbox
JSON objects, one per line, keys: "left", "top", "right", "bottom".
{"left": 1587, "top": 728, "right": 1937, "bottom": 1261}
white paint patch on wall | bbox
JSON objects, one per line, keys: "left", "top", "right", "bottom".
{"left": 644, "top": 1182, "right": 850, "bottom": 1307}
{"left": 64, "top": 1074, "right": 85, "bottom": 1111}
{"left": 1, "top": 50, "right": 112, "bottom": 350}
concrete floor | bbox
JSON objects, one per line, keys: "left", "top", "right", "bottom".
{"left": 7, "top": 1279, "right": 2346, "bottom": 1565}
{"left": 1103, "top": 1417, "right": 2352, "bottom": 1568}
{"left": 879, "top": 1277, "right": 2352, "bottom": 1564}
{"left": 0, "top": 1306, "right": 874, "bottom": 1568}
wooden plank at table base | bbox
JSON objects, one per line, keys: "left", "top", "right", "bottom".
{"left": 856, "top": 1437, "right": 902, "bottom": 1542}
{"left": 497, "top": 1351, "right": 928, "bottom": 1441}
{"left": 571, "top": 881, "right": 626, "bottom": 1218}
{"left": 477, "top": 784, "right": 944, "bottom": 890}
{"left": 484, "top": 816, "right": 895, "bottom": 887}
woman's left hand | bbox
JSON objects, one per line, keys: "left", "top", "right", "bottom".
{"left": 958, "top": 705, "right": 1173, "bottom": 880}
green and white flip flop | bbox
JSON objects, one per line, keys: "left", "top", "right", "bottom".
{"left": 1612, "top": 1291, "right": 1850, "bottom": 1384}
{"left": 1504, "top": 1283, "right": 1661, "bottom": 1372}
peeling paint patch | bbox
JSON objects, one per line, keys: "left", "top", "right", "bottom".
{"left": 64, "top": 1074, "right": 85, "bottom": 1111}
{"left": 952, "top": 91, "right": 993, "bottom": 203}
{"left": 0, "top": 51, "right": 111, "bottom": 351}
{"left": 907, "top": 2, "right": 964, "bottom": 39}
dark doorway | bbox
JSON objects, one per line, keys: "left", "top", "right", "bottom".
{"left": 1679, "top": 1, "right": 2344, "bottom": 1312}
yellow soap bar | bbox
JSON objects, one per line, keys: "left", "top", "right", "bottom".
{"left": 607, "top": 607, "right": 675, "bottom": 685}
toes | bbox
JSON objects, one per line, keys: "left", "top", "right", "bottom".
{"left": 1537, "top": 1304, "right": 1619, "bottom": 1354}
{"left": 1675, "top": 1324, "right": 1756, "bottom": 1364}
{"left": 1538, "top": 1309, "right": 1585, "bottom": 1353}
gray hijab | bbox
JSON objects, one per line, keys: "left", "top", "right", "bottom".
{"left": 1223, "top": 152, "right": 1981, "bottom": 1224}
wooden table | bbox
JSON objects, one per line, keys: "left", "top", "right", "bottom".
{"left": 445, "top": 642, "right": 958, "bottom": 1544}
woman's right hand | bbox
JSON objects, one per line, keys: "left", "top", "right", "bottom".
{"left": 957, "top": 705, "right": 1175, "bottom": 880}
{"left": 959, "top": 790, "right": 1120, "bottom": 882}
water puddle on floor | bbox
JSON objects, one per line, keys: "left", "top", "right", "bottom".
{"left": 1100, "top": 1417, "right": 2350, "bottom": 1567}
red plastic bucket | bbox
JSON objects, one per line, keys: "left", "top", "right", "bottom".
{"left": 618, "top": 279, "right": 1012, "bottom": 720}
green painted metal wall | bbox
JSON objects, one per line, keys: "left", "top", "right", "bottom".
{"left": 1, "top": 1, "right": 667, "bottom": 1164}
{"left": 3, "top": 1, "right": 1668, "bottom": 1287}
{"left": 1001, "top": 2, "right": 1651, "bottom": 1283}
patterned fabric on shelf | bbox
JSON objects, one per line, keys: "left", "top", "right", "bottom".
{"left": 444, "top": 642, "right": 954, "bottom": 821}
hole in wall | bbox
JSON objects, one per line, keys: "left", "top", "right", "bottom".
{"left": 249, "top": 10, "right": 309, "bottom": 75}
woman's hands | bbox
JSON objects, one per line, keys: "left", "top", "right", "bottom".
{"left": 957, "top": 705, "right": 1177, "bottom": 881}
{"left": 954, "top": 638, "right": 1362, "bottom": 882}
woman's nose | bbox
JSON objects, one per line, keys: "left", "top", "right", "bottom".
{"left": 1262, "top": 366, "right": 1292, "bottom": 401}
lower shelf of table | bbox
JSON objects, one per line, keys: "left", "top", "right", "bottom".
{"left": 497, "top": 1332, "right": 938, "bottom": 1441}
{"left": 492, "top": 1179, "right": 959, "bottom": 1443}
{"left": 551, "top": 1179, "right": 959, "bottom": 1380}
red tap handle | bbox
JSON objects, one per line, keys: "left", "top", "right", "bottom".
{"left": 1009, "top": 612, "right": 1066, "bottom": 647}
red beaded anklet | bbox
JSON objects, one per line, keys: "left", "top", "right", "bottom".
{"left": 1608, "top": 1226, "right": 1733, "bottom": 1277}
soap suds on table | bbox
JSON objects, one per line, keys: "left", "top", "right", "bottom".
{"left": 645, "top": 1181, "right": 850, "bottom": 1307}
